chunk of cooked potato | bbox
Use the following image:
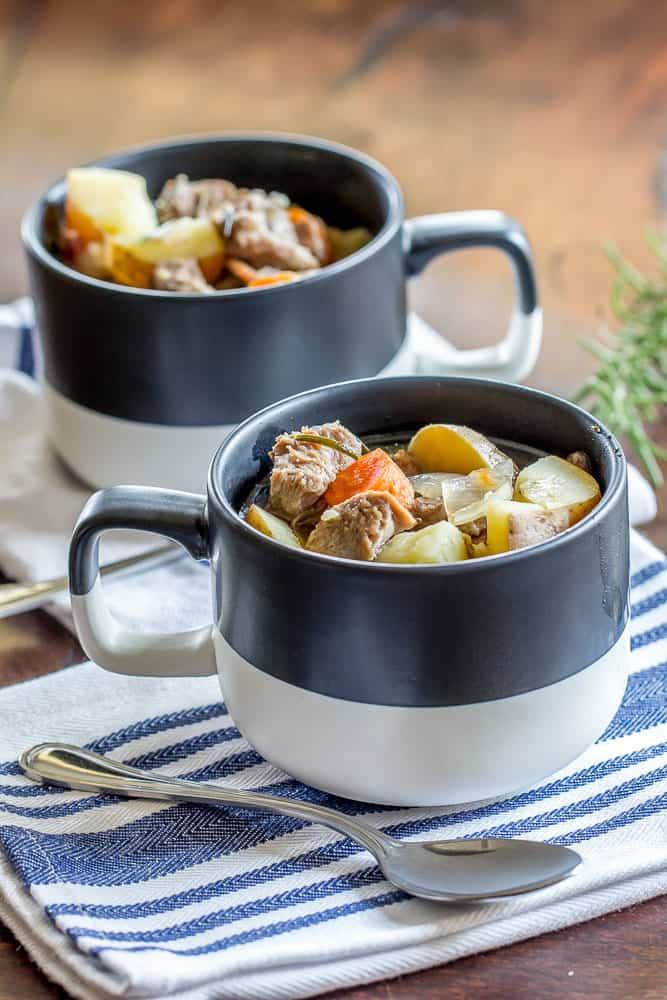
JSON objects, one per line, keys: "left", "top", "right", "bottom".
{"left": 108, "top": 218, "right": 225, "bottom": 288}
{"left": 245, "top": 505, "right": 302, "bottom": 548}
{"left": 377, "top": 520, "right": 468, "bottom": 564}
{"left": 407, "top": 424, "right": 511, "bottom": 475}
{"left": 65, "top": 167, "right": 157, "bottom": 244}
{"left": 515, "top": 455, "right": 601, "bottom": 526}
{"left": 486, "top": 499, "right": 570, "bottom": 554}
{"left": 328, "top": 226, "right": 372, "bottom": 262}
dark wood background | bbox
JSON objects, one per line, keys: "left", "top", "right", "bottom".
{"left": 1, "top": 1, "right": 666, "bottom": 997}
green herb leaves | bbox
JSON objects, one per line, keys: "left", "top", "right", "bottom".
{"left": 574, "top": 240, "right": 667, "bottom": 486}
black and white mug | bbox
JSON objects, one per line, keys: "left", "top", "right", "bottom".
{"left": 23, "top": 134, "right": 542, "bottom": 491}
{"left": 68, "top": 376, "right": 629, "bottom": 807}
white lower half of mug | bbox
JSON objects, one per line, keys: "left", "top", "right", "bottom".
{"left": 213, "top": 623, "right": 629, "bottom": 806}
{"left": 41, "top": 310, "right": 542, "bottom": 491}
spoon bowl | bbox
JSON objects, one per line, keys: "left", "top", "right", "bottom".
{"left": 380, "top": 838, "right": 580, "bottom": 901}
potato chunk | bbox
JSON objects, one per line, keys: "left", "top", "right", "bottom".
{"left": 515, "top": 455, "right": 601, "bottom": 526}
{"left": 486, "top": 499, "right": 570, "bottom": 554}
{"left": 65, "top": 167, "right": 157, "bottom": 244}
{"left": 109, "top": 217, "right": 225, "bottom": 288}
{"left": 408, "top": 424, "right": 510, "bottom": 475}
{"left": 377, "top": 520, "right": 468, "bottom": 564}
{"left": 328, "top": 227, "right": 372, "bottom": 261}
{"left": 245, "top": 505, "right": 301, "bottom": 549}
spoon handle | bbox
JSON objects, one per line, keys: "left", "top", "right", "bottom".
{"left": 20, "top": 743, "right": 391, "bottom": 857}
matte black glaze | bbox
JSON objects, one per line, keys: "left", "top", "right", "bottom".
{"left": 208, "top": 377, "right": 629, "bottom": 707}
{"left": 23, "top": 134, "right": 537, "bottom": 427}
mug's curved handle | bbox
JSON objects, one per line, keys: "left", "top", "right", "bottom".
{"left": 69, "top": 486, "right": 216, "bottom": 677}
{"left": 403, "top": 211, "right": 542, "bottom": 383}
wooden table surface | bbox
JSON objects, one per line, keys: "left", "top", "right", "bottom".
{"left": 1, "top": 0, "right": 667, "bottom": 997}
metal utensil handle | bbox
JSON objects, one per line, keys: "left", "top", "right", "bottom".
{"left": 20, "top": 743, "right": 390, "bottom": 857}
{"left": 0, "top": 544, "right": 181, "bottom": 619}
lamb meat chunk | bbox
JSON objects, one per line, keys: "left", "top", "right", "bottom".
{"left": 270, "top": 422, "right": 363, "bottom": 520}
{"left": 307, "top": 491, "right": 416, "bottom": 561}
{"left": 392, "top": 448, "right": 421, "bottom": 477}
{"left": 411, "top": 494, "right": 447, "bottom": 529}
{"left": 151, "top": 258, "right": 213, "bottom": 293}
{"left": 292, "top": 211, "right": 331, "bottom": 264}
{"left": 236, "top": 188, "right": 291, "bottom": 215}
{"left": 291, "top": 497, "right": 327, "bottom": 543}
{"left": 226, "top": 210, "right": 319, "bottom": 271}
{"left": 157, "top": 175, "right": 289, "bottom": 223}
{"left": 156, "top": 174, "right": 240, "bottom": 223}
{"left": 508, "top": 506, "right": 570, "bottom": 551}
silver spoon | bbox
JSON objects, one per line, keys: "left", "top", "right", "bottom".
{"left": 20, "top": 743, "right": 581, "bottom": 902}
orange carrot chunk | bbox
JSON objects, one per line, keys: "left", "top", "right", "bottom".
{"left": 324, "top": 449, "right": 415, "bottom": 507}
{"left": 226, "top": 257, "right": 258, "bottom": 284}
{"left": 248, "top": 271, "right": 299, "bottom": 288}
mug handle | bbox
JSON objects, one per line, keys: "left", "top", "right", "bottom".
{"left": 403, "top": 210, "right": 542, "bottom": 382}
{"left": 69, "top": 486, "right": 216, "bottom": 677}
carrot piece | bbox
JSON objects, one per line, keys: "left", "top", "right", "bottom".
{"left": 324, "top": 449, "right": 415, "bottom": 507}
{"left": 248, "top": 271, "right": 299, "bottom": 288}
{"left": 226, "top": 257, "right": 258, "bottom": 284}
{"left": 64, "top": 200, "right": 103, "bottom": 246}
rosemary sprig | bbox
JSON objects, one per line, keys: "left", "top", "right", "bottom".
{"left": 573, "top": 238, "right": 667, "bottom": 486}
{"left": 293, "top": 433, "right": 366, "bottom": 460}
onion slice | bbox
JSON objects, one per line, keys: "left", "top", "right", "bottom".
{"left": 410, "top": 472, "right": 462, "bottom": 499}
{"left": 450, "top": 480, "right": 513, "bottom": 527}
{"left": 443, "top": 460, "right": 515, "bottom": 520}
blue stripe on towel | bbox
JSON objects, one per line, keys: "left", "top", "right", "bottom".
{"left": 64, "top": 867, "right": 390, "bottom": 943}
{"left": 630, "top": 560, "right": 667, "bottom": 588}
{"left": 0, "top": 725, "right": 243, "bottom": 798}
{"left": 0, "top": 702, "right": 228, "bottom": 777}
{"left": 632, "top": 588, "right": 667, "bottom": 619}
{"left": 89, "top": 891, "right": 406, "bottom": 958}
{"left": 632, "top": 622, "right": 667, "bottom": 650}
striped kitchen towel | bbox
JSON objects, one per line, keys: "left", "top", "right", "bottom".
{"left": 0, "top": 528, "right": 666, "bottom": 1000}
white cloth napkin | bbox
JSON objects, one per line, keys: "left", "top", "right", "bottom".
{"left": 1, "top": 365, "right": 666, "bottom": 1000}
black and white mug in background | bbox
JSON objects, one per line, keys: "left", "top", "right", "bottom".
{"left": 23, "top": 133, "right": 541, "bottom": 492}
{"left": 68, "top": 376, "right": 629, "bottom": 807}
